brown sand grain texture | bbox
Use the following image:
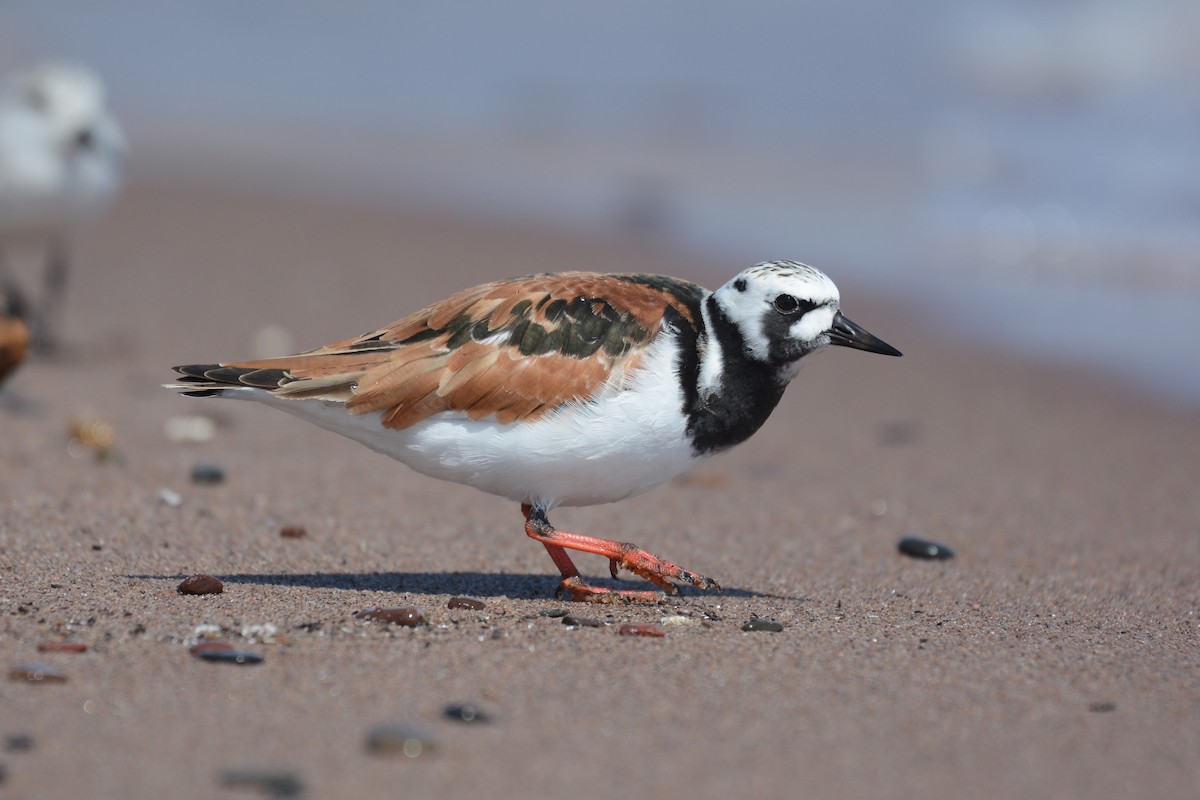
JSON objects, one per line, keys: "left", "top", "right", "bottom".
{"left": 1, "top": 178, "right": 1197, "bottom": 799}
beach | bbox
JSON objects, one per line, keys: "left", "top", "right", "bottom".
{"left": 1, "top": 176, "right": 1197, "bottom": 798}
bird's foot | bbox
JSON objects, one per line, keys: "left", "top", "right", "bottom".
{"left": 606, "top": 547, "right": 722, "bottom": 594}
{"left": 555, "top": 576, "right": 668, "bottom": 604}
{"left": 522, "top": 505, "right": 722, "bottom": 602}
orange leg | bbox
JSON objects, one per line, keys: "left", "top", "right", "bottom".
{"left": 521, "top": 504, "right": 721, "bottom": 603}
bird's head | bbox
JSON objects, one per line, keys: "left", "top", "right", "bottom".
{"left": 712, "top": 260, "right": 901, "bottom": 372}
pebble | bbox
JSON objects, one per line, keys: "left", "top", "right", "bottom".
{"left": 562, "top": 614, "right": 603, "bottom": 628}
{"left": 898, "top": 536, "right": 955, "bottom": 560}
{"left": 220, "top": 768, "right": 304, "bottom": 798}
{"left": 1088, "top": 701, "right": 1117, "bottom": 713}
{"left": 618, "top": 623, "right": 665, "bottom": 638}
{"left": 194, "top": 649, "right": 263, "bottom": 665}
{"left": 279, "top": 525, "right": 307, "bottom": 539}
{"left": 9, "top": 662, "right": 67, "bottom": 683}
{"left": 67, "top": 418, "right": 116, "bottom": 460}
{"left": 355, "top": 607, "right": 427, "bottom": 627}
{"left": 447, "top": 595, "right": 486, "bottom": 610}
{"left": 742, "top": 618, "right": 784, "bottom": 633}
{"left": 5, "top": 734, "right": 33, "bottom": 753}
{"left": 157, "top": 487, "right": 183, "bottom": 507}
{"left": 178, "top": 574, "right": 224, "bottom": 594}
{"left": 190, "top": 462, "right": 226, "bottom": 484}
{"left": 189, "top": 640, "right": 236, "bottom": 656}
{"left": 443, "top": 703, "right": 491, "bottom": 723}
{"left": 538, "top": 608, "right": 568, "bottom": 618}
{"left": 366, "top": 722, "right": 436, "bottom": 758}
{"left": 164, "top": 414, "right": 217, "bottom": 444}
{"left": 36, "top": 641, "right": 87, "bottom": 653}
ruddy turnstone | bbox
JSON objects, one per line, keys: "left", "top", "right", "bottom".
{"left": 169, "top": 261, "right": 900, "bottom": 602}
{"left": 0, "top": 63, "right": 126, "bottom": 351}
{"left": 0, "top": 313, "right": 28, "bottom": 387}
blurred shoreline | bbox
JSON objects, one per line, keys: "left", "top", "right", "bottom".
{"left": 7, "top": 0, "right": 1200, "bottom": 405}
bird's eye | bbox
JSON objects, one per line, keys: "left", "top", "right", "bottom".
{"left": 73, "top": 128, "right": 96, "bottom": 151}
{"left": 734, "top": 278, "right": 747, "bottom": 292}
{"left": 773, "top": 294, "right": 800, "bottom": 313}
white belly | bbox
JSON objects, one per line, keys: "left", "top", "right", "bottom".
{"left": 240, "top": 335, "right": 703, "bottom": 510}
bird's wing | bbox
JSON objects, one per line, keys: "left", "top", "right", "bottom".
{"left": 172, "top": 272, "right": 705, "bottom": 429}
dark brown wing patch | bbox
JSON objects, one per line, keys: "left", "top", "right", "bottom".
{"left": 174, "top": 272, "right": 705, "bottom": 429}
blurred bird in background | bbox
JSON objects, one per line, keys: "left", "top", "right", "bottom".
{"left": 0, "top": 62, "right": 126, "bottom": 353}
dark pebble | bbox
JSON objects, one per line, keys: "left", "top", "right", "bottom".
{"left": 9, "top": 662, "right": 67, "bottom": 683}
{"left": 178, "top": 574, "right": 224, "bottom": 594}
{"left": 5, "top": 734, "right": 33, "bottom": 753}
{"left": 220, "top": 768, "right": 304, "bottom": 798}
{"left": 742, "top": 618, "right": 784, "bottom": 633}
{"left": 618, "top": 623, "right": 665, "bottom": 638}
{"left": 37, "top": 640, "right": 87, "bottom": 653}
{"left": 366, "top": 722, "right": 436, "bottom": 758}
{"left": 447, "top": 595, "right": 486, "bottom": 610}
{"left": 190, "top": 462, "right": 226, "bottom": 484}
{"left": 443, "top": 703, "right": 492, "bottom": 723}
{"left": 279, "top": 526, "right": 307, "bottom": 539}
{"left": 195, "top": 649, "right": 263, "bottom": 665}
{"left": 355, "top": 607, "right": 427, "bottom": 626}
{"left": 1088, "top": 701, "right": 1117, "bottom": 713}
{"left": 562, "top": 614, "right": 603, "bottom": 628}
{"left": 539, "top": 608, "right": 568, "bottom": 618}
{"left": 878, "top": 421, "right": 919, "bottom": 446}
{"left": 898, "top": 536, "right": 955, "bottom": 560}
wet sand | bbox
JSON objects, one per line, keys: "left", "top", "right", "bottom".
{"left": 1, "top": 176, "right": 1197, "bottom": 799}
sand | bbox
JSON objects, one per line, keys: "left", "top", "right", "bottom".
{"left": 1, "top": 176, "right": 1197, "bottom": 799}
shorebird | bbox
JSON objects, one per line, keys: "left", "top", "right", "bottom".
{"left": 0, "top": 62, "right": 126, "bottom": 351}
{"left": 169, "top": 261, "right": 901, "bottom": 601}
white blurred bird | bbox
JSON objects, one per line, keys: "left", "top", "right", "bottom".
{"left": 0, "top": 62, "right": 126, "bottom": 351}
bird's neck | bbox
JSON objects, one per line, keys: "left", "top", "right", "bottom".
{"left": 677, "top": 295, "right": 788, "bottom": 455}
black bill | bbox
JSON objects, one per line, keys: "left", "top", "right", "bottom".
{"left": 829, "top": 312, "right": 902, "bottom": 357}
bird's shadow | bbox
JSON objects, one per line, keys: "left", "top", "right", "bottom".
{"left": 131, "top": 570, "right": 796, "bottom": 601}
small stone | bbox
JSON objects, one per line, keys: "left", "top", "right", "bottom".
{"left": 157, "top": 487, "right": 183, "bottom": 507}
{"left": 355, "top": 607, "right": 427, "bottom": 627}
{"left": 619, "top": 623, "right": 665, "bottom": 638}
{"left": 5, "top": 734, "right": 34, "bottom": 753}
{"left": 366, "top": 722, "right": 436, "bottom": 758}
{"left": 443, "top": 703, "right": 491, "bottom": 723}
{"left": 660, "top": 614, "right": 697, "bottom": 627}
{"left": 1088, "top": 701, "right": 1117, "bottom": 713}
{"left": 447, "top": 595, "right": 486, "bottom": 610}
{"left": 9, "top": 662, "right": 67, "bottom": 683}
{"left": 898, "top": 536, "right": 955, "bottom": 560}
{"left": 188, "top": 640, "right": 236, "bottom": 656}
{"left": 742, "top": 618, "right": 784, "bottom": 633}
{"left": 68, "top": 418, "right": 116, "bottom": 459}
{"left": 562, "top": 614, "right": 603, "bottom": 628}
{"left": 190, "top": 462, "right": 226, "bottom": 484}
{"left": 220, "top": 768, "right": 304, "bottom": 798}
{"left": 539, "top": 608, "right": 568, "bottom": 618}
{"left": 36, "top": 640, "right": 87, "bottom": 653}
{"left": 279, "top": 525, "right": 307, "bottom": 539}
{"left": 178, "top": 574, "right": 224, "bottom": 595}
{"left": 194, "top": 649, "right": 263, "bottom": 665}
{"left": 164, "top": 414, "right": 217, "bottom": 444}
